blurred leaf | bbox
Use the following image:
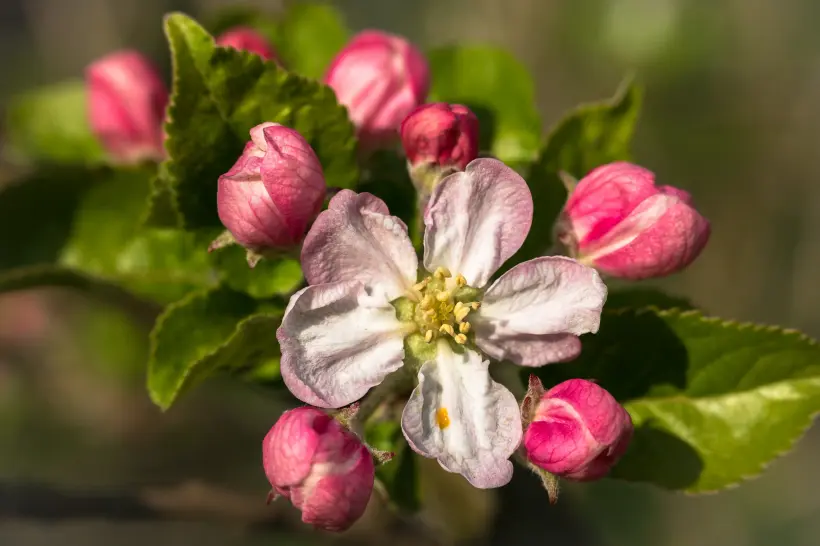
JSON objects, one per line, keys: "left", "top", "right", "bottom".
{"left": 535, "top": 308, "right": 820, "bottom": 493}
{"left": 605, "top": 288, "right": 696, "bottom": 311}
{"left": 541, "top": 78, "right": 643, "bottom": 178}
{"left": 210, "top": 245, "right": 303, "bottom": 299}
{"left": 149, "top": 13, "right": 358, "bottom": 228}
{"left": 503, "top": 79, "right": 642, "bottom": 272}
{"left": 0, "top": 168, "right": 96, "bottom": 271}
{"left": 368, "top": 420, "right": 422, "bottom": 513}
{"left": 5, "top": 80, "right": 105, "bottom": 165}
{"left": 428, "top": 46, "right": 541, "bottom": 164}
{"left": 275, "top": 3, "right": 349, "bottom": 79}
{"left": 206, "top": 5, "right": 278, "bottom": 45}
{"left": 148, "top": 286, "right": 284, "bottom": 410}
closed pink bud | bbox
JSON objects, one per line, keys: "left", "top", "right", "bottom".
{"left": 86, "top": 50, "right": 168, "bottom": 163}
{"left": 400, "top": 102, "right": 479, "bottom": 170}
{"left": 216, "top": 27, "right": 278, "bottom": 61}
{"left": 524, "top": 379, "right": 633, "bottom": 481}
{"left": 263, "top": 407, "right": 375, "bottom": 532}
{"left": 559, "top": 162, "right": 710, "bottom": 280}
{"left": 216, "top": 123, "right": 326, "bottom": 251}
{"left": 324, "top": 30, "right": 429, "bottom": 149}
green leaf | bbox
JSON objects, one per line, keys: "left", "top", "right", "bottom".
{"left": 359, "top": 150, "right": 420, "bottom": 246}
{"left": 57, "top": 168, "right": 217, "bottom": 304}
{"left": 541, "top": 78, "right": 643, "bottom": 178}
{"left": 535, "top": 308, "right": 820, "bottom": 493}
{"left": 503, "top": 79, "right": 643, "bottom": 271}
{"left": 275, "top": 3, "right": 349, "bottom": 79}
{"left": 5, "top": 80, "right": 105, "bottom": 165}
{"left": 149, "top": 13, "right": 358, "bottom": 228}
{"left": 210, "top": 244, "right": 303, "bottom": 299}
{"left": 147, "top": 286, "right": 284, "bottom": 410}
{"left": 368, "top": 420, "right": 422, "bottom": 513}
{"left": 428, "top": 46, "right": 541, "bottom": 164}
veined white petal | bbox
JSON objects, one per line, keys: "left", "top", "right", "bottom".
{"left": 401, "top": 342, "right": 522, "bottom": 488}
{"left": 277, "top": 280, "right": 407, "bottom": 408}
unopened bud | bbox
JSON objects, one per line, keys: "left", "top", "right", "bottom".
{"left": 214, "top": 122, "right": 326, "bottom": 266}
{"left": 324, "top": 30, "right": 429, "bottom": 151}
{"left": 523, "top": 379, "right": 633, "bottom": 481}
{"left": 557, "top": 162, "right": 710, "bottom": 280}
{"left": 86, "top": 50, "right": 168, "bottom": 164}
{"left": 263, "top": 407, "right": 375, "bottom": 532}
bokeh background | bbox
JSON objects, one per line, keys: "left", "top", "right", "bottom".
{"left": 2, "top": 0, "right": 820, "bottom": 544}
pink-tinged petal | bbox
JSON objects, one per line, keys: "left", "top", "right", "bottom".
{"left": 259, "top": 124, "right": 327, "bottom": 242}
{"left": 263, "top": 407, "right": 327, "bottom": 487}
{"left": 401, "top": 343, "right": 522, "bottom": 488}
{"left": 277, "top": 280, "right": 406, "bottom": 408}
{"left": 302, "top": 190, "right": 417, "bottom": 301}
{"left": 473, "top": 257, "right": 607, "bottom": 366}
{"left": 659, "top": 185, "right": 692, "bottom": 203}
{"left": 423, "top": 158, "right": 533, "bottom": 288}
{"left": 592, "top": 199, "right": 711, "bottom": 280}
{"left": 216, "top": 26, "right": 277, "bottom": 61}
{"left": 564, "top": 162, "right": 658, "bottom": 246}
{"left": 216, "top": 153, "right": 289, "bottom": 248}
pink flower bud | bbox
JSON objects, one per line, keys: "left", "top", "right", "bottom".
{"left": 324, "top": 30, "right": 429, "bottom": 149}
{"left": 400, "top": 103, "right": 479, "bottom": 171}
{"left": 559, "top": 162, "right": 711, "bottom": 280}
{"left": 216, "top": 123, "right": 326, "bottom": 252}
{"left": 523, "top": 379, "right": 633, "bottom": 481}
{"left": 216, "top": 27, "right": 278, "bottom": 61}
{"left": 86, "top": 50, "right": 168, "bottom": 163}
{"left": 263, "top": 407, "right": 375, "bottom": 531}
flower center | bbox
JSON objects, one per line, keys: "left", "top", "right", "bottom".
{"left": 410, "top": 267, "right": 481, "bottom": 345}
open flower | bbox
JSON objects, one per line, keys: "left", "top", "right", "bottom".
{"left": 277, "top": 158, "right": 607, "bottom": 489}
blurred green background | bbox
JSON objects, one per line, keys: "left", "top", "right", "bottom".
{"left": 2, "top": 0, "right": 820, "bottom": 544}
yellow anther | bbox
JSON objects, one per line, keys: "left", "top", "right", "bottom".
{"left": 459, "top": 321, "right": 471, "bottom": 334}
{"left": 434, "top": 267, "right": 452, "bottom": 279}
{"left": 423, "top": 308, "right": 437, "bottom": 320}
{"left": 470, "top": 301, "right": 481, "bottom": 310}
{"left": 424, "top": 330, "right": 434, "bottom": 343}
{"left": 454, "top": 306, "right": 471, "bottom": 323}
{"left": 435, "top": 290, "right": 452, "bottom": 303}
{"left": 455, "top": 274, "right": 467, "bottom": 287}
{"left": 439, "top": 324, "right": 455, "bottom": 336}
{"left": 413, "top": 279, "right": 430, "bottom": 292}
{"left": 420, "top": 294, "right": 435, "bottom": 309}
{"left": 454, "top": 333, "right": 468, "bottom": 345}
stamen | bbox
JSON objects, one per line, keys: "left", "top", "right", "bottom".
{"left": 469, "top": 302, "right": 481, "bottom": 310}
{"left": 436, "top": 408, "right": 451, "bottom": 429}
{"left": 434, "top": 267, "right": 452, "bottom": 279}
{"left": 435, "top": 290, "right": 452, "bottom": 303}
{"left": 424, "top": 330, "right": 434, "bottom": 343}
{"left": 454, "top": 305, "right": 470, "bottom": 323}
{"left": 455, "top": 274, "right": 467, "bottom": 287}
{"left": 420, "top": 294, "right": 434, "bottom": 309}
{"left": 454, "top": 333, "right": 467, "bottom": 345}
{"left": 413, "top": 278, "right": 430, "bottom": 292}
{"left": 459, "top": 321, "right": 471, "bottom": 334}
{"left": 439, "top": 323, "right": 455, "bottom": 336}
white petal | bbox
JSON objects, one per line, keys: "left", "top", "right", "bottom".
{"left": 277, "top": 280, "right": 406, "bottom": 408}
{"left": 473, "top": 257, "right": 607, "bottom": 366}
{"left": 302, "top": 190, "right": 418, "bottom": 302}
{"left": 423, "top": 158, "right": 533, "bottom": 288}
{"left": 401, "top": 343, "right": 522, "bottom": 488}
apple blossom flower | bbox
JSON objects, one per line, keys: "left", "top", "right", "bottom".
{"left": 324, "top": 30, "right": 429, "bottom": 150}
{"left": 557, "top": 162, "right": 710, "bottom": 280}
{"left": 216, "top": 26, "right": 278, "bottom": 61}
{"left": 277, "top": 158, "right": 607, "bottom": 489}
{"left": 263, "top": 406, "right": 374, "bottom": 531}
{"left": 523, "top": 378, "right": 633, "bottom": 481}
{"left": 86, "top": 50, "right": 168, "bottom": 163}
{"left": 400, "top": 102, "right": 479, "bottom": 172}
